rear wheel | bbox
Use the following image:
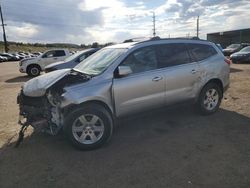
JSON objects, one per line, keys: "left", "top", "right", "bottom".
{"left": 27, "top": 65, "right": 41, "bottom": 77}
{"left": 197, "top": 83, "right": 222, "bottom": 115}
{"left": 64, "top": 104, "right": 113, "bottom": 150}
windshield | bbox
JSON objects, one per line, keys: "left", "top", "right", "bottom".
{"left": 227, "top": 44, "right": 240, "bottom": 49}
{"left": 240, "top": 46, "right": 250, "bottom": 52}
{"left": 64, "top": 50, "right": 87, "bottom": 62}
{"left": 74, "top": 48, "right": 126, "bottom": 75}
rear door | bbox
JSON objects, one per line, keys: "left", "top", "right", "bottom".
{"left": 113, "top": 46, "right": 165, "bottom": 117}
{"left": 54, "top": 50, "right": 66, "bottom": 61}
{"left": 156, "top": 43, "right": 201, "bottom": 105}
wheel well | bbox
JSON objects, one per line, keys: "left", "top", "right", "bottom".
{"left": 204, "top": 78, "right": 223, "bottom": 93}
{"left": 27, "top": 64, "right": 41, "bottom": 71}
{"left": 63, "top": 100, "right": 114, "bottom": 119}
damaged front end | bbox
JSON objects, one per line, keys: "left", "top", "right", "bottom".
{"left": 16, "top": 69, "right": 91, "bottom": 146}
{"left": 17, "top": 90, "right": 63, "bottom": 135}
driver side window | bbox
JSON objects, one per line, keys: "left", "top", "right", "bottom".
{"left": 121, "top": 46, "right": 157, "bottom": 74}
{"left": 42, "top": 51, "right": 55, "bottom": 58}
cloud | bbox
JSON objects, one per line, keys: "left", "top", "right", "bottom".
{"left": 0, "top": 0, "right": 250, "bottom": 44}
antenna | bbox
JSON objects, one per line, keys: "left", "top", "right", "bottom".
{"left": 196, "top": 16, "right": 199, "bottom": 38}
{"left": 152, "top": 12, "right": 156, "bottom": 37}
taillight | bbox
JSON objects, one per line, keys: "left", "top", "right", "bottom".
{"left": 224, "top": 58, "right": 231, "bottom": 65}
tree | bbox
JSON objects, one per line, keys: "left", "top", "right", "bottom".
{"left": 91, "top": 42, "right": 99, "bottom": 48}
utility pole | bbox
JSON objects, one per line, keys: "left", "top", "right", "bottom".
{"left": 0, "top": 3, "right": 8, "bottom": 52}
{"left": 196, "top": 16, "right": 199, "bottom": 38}
{"left": 152, "top": 11, "right": 156, "bottom": 37}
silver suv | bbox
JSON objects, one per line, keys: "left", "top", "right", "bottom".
{"left": 17, "top": 38, "right": 230, "bottom": 150}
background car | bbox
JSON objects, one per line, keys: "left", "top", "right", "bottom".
{"left": 230, "top": 46, "right": 250, "bottom": 64}
{"left": 223, "top": 43, "right": 250, "bottom": 56}
{"left": 0, "top": 55, "right": 8, "bottom": 62}
{"left": 19, "top": 49, "right": 71, "bottom": 76}
{"left": 45, "top": 48, "right": 99, "bottom": 73}
{"left": 0, "top": 53, "right": 20, "bottom": 61}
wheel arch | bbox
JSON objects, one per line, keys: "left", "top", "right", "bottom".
{"left": 198, "top": 78, "right": 224, "bottom": 99}
{"left": 204, "top": 78, "right": 223, "bottom": 93}
{"left": 63, "top": 100, "right": 114, "bottom": 119}
{"left": 27, "top": 63, "right": 42, "bottom": 71}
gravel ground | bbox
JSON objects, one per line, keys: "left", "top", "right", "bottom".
{"left": 0, "top": 62, "right": 250, "bottom": 188}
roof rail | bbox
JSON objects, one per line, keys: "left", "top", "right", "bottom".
{"left": 123, "top": 37, "right": 150, "bottom": 43}
{"left": 123, "top": 36, "right": 204, "bottom": 44}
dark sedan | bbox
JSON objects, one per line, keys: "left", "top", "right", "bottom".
{"left": 45, "top": 48, "right": 99, "bottom": 72}
{"left": 230, "top": 46, "right": 250, "bottom": 64}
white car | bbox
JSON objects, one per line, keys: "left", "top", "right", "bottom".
{"left": 19, "top": 49, "right": 70, "bottom": 76}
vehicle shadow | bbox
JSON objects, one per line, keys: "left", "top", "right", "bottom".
{"left": 5, "top": 76, "right": 31, "bottom": 83}
{"left": 230, "top": 67, "right": 242, "bottom": 73}
{"left": 1, "top": 106, "right": 250, "bottom": 187}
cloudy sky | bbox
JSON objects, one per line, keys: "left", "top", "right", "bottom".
{"left": 1, "top": 0, "right": 250, "bottom": 44}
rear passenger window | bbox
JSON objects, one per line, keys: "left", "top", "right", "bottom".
{"left": 188, "top": 44, "right": 217, "bottom": 62}
{"left": 54, "top": 50, "right": 66, "bottom": 57}
{"left": 156, "top": 44, "right": 191, "bottom": 68}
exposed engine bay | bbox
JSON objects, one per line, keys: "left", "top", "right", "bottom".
{"left": 17, "top": 69, "right": 91, "bottom": 141}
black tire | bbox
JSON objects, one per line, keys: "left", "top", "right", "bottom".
{"left": 27, "top": 65, "right": 41, "bottom": 77}
{"left": 196, "top": 82, "right": 223, "bottom": 115}
{"left": 64, "top": 104, "right": 113, "bottom": 150}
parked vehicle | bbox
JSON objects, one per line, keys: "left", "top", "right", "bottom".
{"left": 223, "top": 43, "right": 249, "bottom": 56}
{"left": 45, "top": 48, "right": 99, "bottom": 73}
{"left": 230, "top": 46, "right": 250, "bottom": 63}
{"left": 19, "top": 49, "right": 70, "bottom": 76}
{"left": 17, "top": 38, "right": 230, "bottom": 150}
{"left": 0, "top": 55, "right": 8, "bottom": 62}
{"left": 16, "top": 53, "right": 26, "bottom": 60}
{"left": 11, "top": 53, "right": 21, "bottom": 61}
{"left": 0, "top": 53, "right": 19, "bottom": 61}
{"left": 32, "top": 52, "right": 42, "bottom": 57}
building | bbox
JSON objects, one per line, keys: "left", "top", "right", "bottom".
{"left": 207, "top": 28, "right": 250, "bottom": 48}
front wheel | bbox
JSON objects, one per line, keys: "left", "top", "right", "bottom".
{"left": 27, "top": 65, "right": 41, "bottom": 77}
{"left": 196, "top": 83, "right": 223, "bottom": 115}
{"left": 64, "top": 104, "right": 113, "bottom": 150}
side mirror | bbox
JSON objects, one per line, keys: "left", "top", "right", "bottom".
{"left": 117, "top": 66, "right": 132, "bottom": 77}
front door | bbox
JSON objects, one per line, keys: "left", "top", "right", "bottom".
{"left": 113, "top": 46, "right": 165, "bottom": 117}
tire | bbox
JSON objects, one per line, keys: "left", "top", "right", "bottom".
{"left": 64, "top": 104, "right": 113, "bottom": 150}
{"left": 196, "top": 83, "right": 223, "bottom": 115}
{"left": 27, "top": 65, "right": 41, "bottom": 77}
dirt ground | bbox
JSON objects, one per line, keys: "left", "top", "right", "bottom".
{"left": 0, "top": 62, "right": 250, "bottom": 188}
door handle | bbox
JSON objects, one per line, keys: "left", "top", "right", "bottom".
{"left": 191, "top": 69, "right": 197, "bottom": 74}
{"left": 152, "top": 76, "right": 163, "bottom": 82}
{"left": 53, "top": 57, "right": 58, "bottom": 60}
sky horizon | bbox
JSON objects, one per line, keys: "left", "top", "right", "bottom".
{"left": 1, "top": 0, "right": 250, "bottom": 44}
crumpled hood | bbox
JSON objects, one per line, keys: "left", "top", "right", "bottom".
{"left": 23, "top": 69, "right": 71, "bottom": 97}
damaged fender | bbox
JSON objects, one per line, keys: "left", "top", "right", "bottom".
{"left": 23, "top": 69, "right": 71, "bottom": 97}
